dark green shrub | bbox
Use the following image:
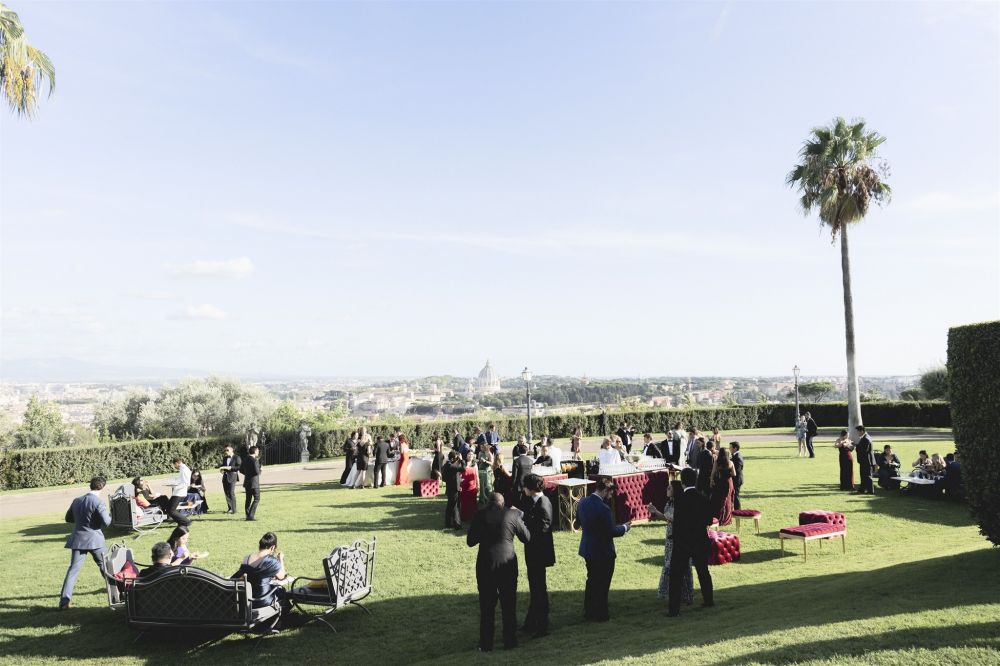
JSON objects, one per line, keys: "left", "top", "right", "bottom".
{"left": 948, "top": 320, "right": 1000, "bottom": 546}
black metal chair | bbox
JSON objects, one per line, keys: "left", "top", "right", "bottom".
{"left": 103, "top": 542, "right": 143, "bottom": 610}
{"left": 108, "top": 486, "right": 166, "bottom": 537}
{"left": 288, "top": 536, "right": 376, "bottom": 631}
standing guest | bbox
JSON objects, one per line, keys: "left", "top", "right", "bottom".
{"left": 729, "top": 442, "right": 744, "bottom": 510}
{"left": 534, "top": 446, "right": 553, "bottom": 468}
{"left": 855, "top": 425, "right": 875, "bottom": 495}
{"left": 167, "top": 525, "right": 207, "bottom": 566}
{"left": 485, "top": 423, "right": 501, "bottom": 456}
{"left": 478, "top": 453, "right": 496, "bottom": 507}
{"left": 140, "top": 541, "right": 173, "bottom": 579}
{"left": 458, "top": 436, "right": 473, "bottom": 460}
{"left": 460, "top": 451, "right": 481, "bottom": 523}
{"left": 671, "top": 422, "right": 686, "bottom": 458}
{"left": 520, "top": 474, "right": 555, "bottom": 638}
{"left": 514, "top": 435, "right": 528, "bottom": 459}
{"left": 467, "top": 493, "right": 531, "bottom": 652}
{"left": 648, "top": 480, "right": 693, "bottom": 606}
{"left": 805, "top": 412, "right": 818, "bottom": 458}
{"left": 430, "top": 434, "right": 445, "bottom": 481}
{"left": 354, "top": 429, "right": 372, "bottom": 489}
{"left": 219, "top": 445, "right": 241, "bottom": 514}
{"left": 548, "top": 438, "right": 563, "bottom": 470}
{"left": 452, "top": 428, "right": 465, "bottom": 452}
{"left": 667, "top": 468, "right": 714, "bottom": 617}
{"left": 795, "top": 416, "right": 809, "bottom": 457}
{"left": 241, "top": 446, "right": 262, "bottom": 520}
{"left": 685, "top": 428, "right": 700, "bottom": 468}
{"left": 833, "top": 430, "right": 855, "bottom": 490}
{"left": 186, "top": 469, "right": 209, "bottom": 514}
{"left": 642, "top": 433, "right": 663, "bottom": 458}
{"left": 570, "top": 432, "right": 582, "bottom": 460}
{"left": 372, "top": 435, "right": 391, "bottom": 488}
{"left": 511, "top": 444, "right": 534, "bottom": 503}
{"left": 616, "top": 422, "right": 635, "bottom": 454}
{"left": 340, "top": 430, "right": 358, "bottom": 485}
{"left": 696, "top": 439, "right": 714, "bottom": 497}
{"left": 442, "top": 452, "right": 464, "bottom": 529}
{"left": 875, "top": 445, "right": 901, "bottom": 489}
{"left": 709, "top": 449, "right": 735, "bottom": 526}
{"left": 232, "top": 532, "right": 290, "bottom": 614}
{"left": 493, "top": 453, "right": 513, "bottom": 506}
{"left": 395, "top": 430, "right": 411, "bottom": 486}
{"left": 711, "top": 428, "right": 722, "bottom": 448}
{"left": 577, "top": 478, "right": 631, "bottom": 622}
{"left": 530, "top": 436, "right": 546, "bottom": 458}
{"left": 473, "top": 426, "right": 487, "bottom": 456}
{"left": 661, "top": 432, "right": 681, "bottom": 465}
{"left": 167, "top": 457, "right": 193, "bottom": 526}
{"left": 597, "top": 438, "right": 619, "bottom": 469}
{"left": 58, "top": 476, "right": 112, "bottom": 609}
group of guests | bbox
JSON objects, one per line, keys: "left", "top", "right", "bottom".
{"left": 340, "top": 426, "right": 412, "bottom": 489}
{"left": 794, "top": 412, "right": 819, "bottom": 458}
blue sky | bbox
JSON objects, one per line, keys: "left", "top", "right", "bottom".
{"left": 1, "top": 1, "right": 998, "bottom": 379}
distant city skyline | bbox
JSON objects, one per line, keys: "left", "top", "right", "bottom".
{"left": 1, "top": 2, "right": 998, "bottom": 378}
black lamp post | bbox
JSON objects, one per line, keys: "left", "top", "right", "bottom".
{"left": 793, "top": 365, "right": 801, "bottom": 422}
{"left": 521, "top": 366, "right": 533, "bottom": 442}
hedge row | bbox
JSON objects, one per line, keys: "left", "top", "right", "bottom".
{"left": 948, "top": 321, "right": 1000, "bottom": 546}
{"left": 0, "top": 401, "right": 950, "bottom": 490}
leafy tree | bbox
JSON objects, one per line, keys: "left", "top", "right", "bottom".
{"left": 263, "top": 401, "right": 300, "bottom": 433}
{"left": 786, "top": 381, "right": 836, "bottom": 402}
{"left": 787, "top": 117, "right": 891, "bottom": 441}
{"left": 860, "top": 387, "right": 884, "bottom": 402}
{"left": 92, "top": 388, "right": 152, "bottom": 440}
{"left": 0, "top": 3, "right": 55, "bottom": 116}
{"left": 13, "top": 395, "right": 68, "bottom": 448}
{"left": 919, "top": 366, "right": 949, "bottom": 400}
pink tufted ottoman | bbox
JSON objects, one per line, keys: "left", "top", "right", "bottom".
{"left": 708, "top": 530, "right": 741, "bottom": 565}
{"left": 732, "top": 509, "right": 763, "bottom": 534}
{"left": 779, "top": 518, "right": 846, "bottom": 561}
{"left": 798, "top": 510, "right": 846, "bottom": 528}
{"left": 412, "top": 479, "right": 439, "bottom": 497}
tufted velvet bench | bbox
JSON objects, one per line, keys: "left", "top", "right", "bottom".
{"left": 412, "top": 479, "right": 439, "bottom": 497}
{"left": 798, "top": 510, "right": 846, "bottom": 528}
{"left": 708, "top": 530, "right": 741, "bottom": 565}
{"left": 779, "top": 511, "right": 847, "bottom": 561}
{"left": 732, "top": 509, "right": 763, "bottom": 534}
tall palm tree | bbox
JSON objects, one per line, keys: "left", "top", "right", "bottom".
{"left": 0, "top": 2, "right": 55, "bottom": 116}
{"left": 787, "top": 117, "right": 891, "bottom": 441}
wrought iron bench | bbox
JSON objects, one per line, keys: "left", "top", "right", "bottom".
{"left": 109, "top": 486, "right": 166, "bottom": 536}
{"left": 125, "top": 566, "right": 281, "bottom": 639}
{"left": 288, "top": 536, "right": 376, "bottom": 630}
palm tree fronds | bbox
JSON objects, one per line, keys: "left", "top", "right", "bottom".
{"left": 0, "top": 3, "right": 54, "bottom": 116}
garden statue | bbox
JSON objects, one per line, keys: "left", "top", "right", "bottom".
{"left": 246, "top": 423, "right": 260, "bottom": 449}
{"left": 298, "top": 421, "right": 312, "bottom": 463}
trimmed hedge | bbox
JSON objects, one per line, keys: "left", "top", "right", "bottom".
{"left": 948, "top": 320, "right": 1000, "bottom": 546}
{"left": 0, "top": 401, "right": 951, "bottom": 490}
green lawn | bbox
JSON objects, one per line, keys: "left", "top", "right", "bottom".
{"left": 1, "top": 431, "right": 997, "bottom": 665}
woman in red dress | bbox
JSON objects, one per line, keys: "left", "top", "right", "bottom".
{"left": 709, "top": 449, "right": 735, "bottom": 527}
{"left": 394, "top": 432, "right": 411, "bottom": 486}
{"left": 459, "top": 451, "right": 479, "bottom": 523}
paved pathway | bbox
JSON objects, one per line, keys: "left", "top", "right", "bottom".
{"left": 0, "top": 428, "right": 945, "bottom": 520}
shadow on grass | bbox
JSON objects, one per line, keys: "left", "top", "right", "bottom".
{"left": 2, "top": 549, "right": 997, "bottom": 665}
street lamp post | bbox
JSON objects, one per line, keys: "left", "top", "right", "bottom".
{"left": 793, "top": 365, "right": 801, "bottom": 423}
{"left": 521, "top": 366, "right": 533, "bottom": 443}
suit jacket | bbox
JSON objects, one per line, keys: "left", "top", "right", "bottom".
{"left": 806, "top": 417, "right": 818, "bottom": 437}
{"left": 732, "top": 451, "right": 744, "bottom": 486}
{"left": 697, "top": 450, "right": 714, "bottom": 489}
{"left": 616, "top": 427, "right": 634, "bottom": 448}
{"left": 374, "top": 440, "right": 391, "bottom": 464}
{"left": 65, "top": 491, "right": 112, "bottom": 551}
{"left": 660, "top": 438, "right": 681, "bottom": 464}
{"left": 644, "top": 440, "right": 664, "bottom": 459}
{"left": 241, "top": 456, "right": 261, "bottom": 488}
{"left": 521, "top": 495, "right": 555, "bottom": 567}
{"left": 685, "top": 439, "right": 700, "bottom": 468}
{"left": 577, "top": 493, "right": 627, "bottom": 561}
{"left": 856, "top": 434, "right": 876, "bottom": 467}
{"left": 442, "top": 460, "right": 463, "bottom": 495}
{"left": 672, "top": 488, "right": 712, "bottom": 553}
{"left": 466, "top": 504, "right": 530, "bottom": 571}
{"left": 511, "top": 455, "right": 534, "bottom": 495}
{"left": 221, "top": 454, "right": 242, "bottom": 483}
{"left": 452, "top": 433, "right": 465, "bottom": 451}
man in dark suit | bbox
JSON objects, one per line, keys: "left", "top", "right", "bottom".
{"left": 510, "top": 445, "right": 534, "bottom": 504}
{"left": 668, "top": 468, "right": 714, "bottom": 616}
{"left": 442, "top": 451, "right": 464, "bottom": 529}
{"left": 452, "top": 428, "right": 465, "bottom": 452}
{"left": 59, "top": 477, "right": 112, "bottom": 609}
{"left": 696, "top": 440, "right": 715, "bottom": 496}
{"left": 220, "top": 445, "right": 241, "bottom": 514}
{"left": 372, "top": 436, "right": 391, "bottom": 487}
{"left": 805, "top": 412, "right": 818, "bottom": 459}
{"left": 615, "top": 422, "right": 635, "bottom": 454}
{"left": 685, "top": 428, "right": 700, "bottom": 468}
{"left": 520, "top": 474, "right": 555, "bottom": 637}
{"left": 660, "top": 432, "right": 681, "bottom": 464}
{"left": 467, "top": 493, "right": 531, "bottom": 652}
{"left": 241, "top": 445, "right": 261, "bottom": 521}
{"left": 577, "top": 478, "right": 631, "bottom": 622}
{"left": 855, "top": 425, "right": 876, "bottom": 495}
{"left": 729, "top": 442, "right": 744, "bottom": 510}
{"left": 642, "top": 433, "right": 663, "bottom": 458}
{"left": 139, "top": 541, "right": 174, "bottom": 579}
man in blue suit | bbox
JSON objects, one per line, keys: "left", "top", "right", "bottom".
{"left": 577, "top": 477, "right": 631, "bottom": 622}
{"left": 59, "top": 477, "right": 112, "bottom": 609}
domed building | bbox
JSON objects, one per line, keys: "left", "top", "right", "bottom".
{"left": 475, "top": 359, "right": 502, "bottom": 394}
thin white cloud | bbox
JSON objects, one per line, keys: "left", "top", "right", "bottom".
{"left": 128, "top": 290, "right": 177, "bottom": 301}
{"left": 904, "top": 191, "right": 1000, "bottom": 215}
{"left": 169, "top": 257, "right": 254, "bottom": 279}
{"left": 171, "top": 304, "right": 229, "bottom": 321}
{"left": 710, "top": 2, "right": 732, "bottom": 43}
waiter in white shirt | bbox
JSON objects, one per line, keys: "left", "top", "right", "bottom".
{"left": 167, "top": 456, "right": 193, "bottom": 526}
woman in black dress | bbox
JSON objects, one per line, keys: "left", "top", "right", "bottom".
{"left": 492, "top": 452, "right": 513, "bottom": 506}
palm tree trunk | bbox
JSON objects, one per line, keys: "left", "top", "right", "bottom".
{"left": 840, "top": 224, "right": 863, "bottom": 442}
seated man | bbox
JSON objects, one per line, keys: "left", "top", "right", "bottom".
{"left": 875, "top": 445, "right": 901, "bottom": 489}
{"left": 942, "top": 453, "right": 964, "bottom": 500}
{"left": 534, "top": 446, "right": 554, "bottom": 468}
{"left": 139, "top": 541, "right": 174, "bottom": 579}
{"left": 232, "top": 532, "right": 290, "bottom": 612}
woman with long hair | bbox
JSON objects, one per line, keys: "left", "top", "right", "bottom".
{"left": 459, "top": 450, "right": 479, "bottom": 523}
{"left": 833, "top": 429, "right": 855, "bottom": 490}
{"left": 492, "top": 452, "right": 513, "bottom": 505}
{"left": 477, "top": 452, "right": 495, "bottom": 507}
{"left": 340, "top": 430, "right": 358, "bottom": 485}
{"left": 395, "top": 430, "right": 411, "bottom": 486}
{"left": 709, "top": 449, "right": 735, "bottom": 526}
{"left": 648, "top": 480, "right": 693, "bottom": 605}
{"left": 353, "top": 426, "right": 372, "bottom": 489}
{"left": 186, "top": 469, "right": 209, "bottom": 514}
{"left": 167, "top": 525, "right": 207, "bottom": 566}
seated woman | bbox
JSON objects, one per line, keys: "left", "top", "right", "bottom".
{"left": 912, "top": 450, "right": 931, "bottom": 474}
{"left": 232, "top": 532, "right": 290, "bottom": 612}
{"left": 185, "top": 469, "right": 210, "bottom": 514}
{"left": 875, "top": 445, "right": 901, "bottom": 489}
{"left": 167, "top": 525, "right": 207, "bottom": 566}
{"left": 928, "top": 453, "right": 946, "bottom": 478}
{"left": 597, "top": 438, "right": 620, "bottom": 469}
{"left": 132, "top": 477, "right": 170, "bottom": 513}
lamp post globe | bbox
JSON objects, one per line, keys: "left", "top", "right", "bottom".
{"left": 521, "top": 367, "right": 533, "bottom": 443}
{"left": 793, "top": 365, "right": 801, "bottom": 422}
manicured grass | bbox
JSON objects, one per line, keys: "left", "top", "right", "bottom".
{"left": 1, "top": 431, "right": 996, "bottom": 665}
